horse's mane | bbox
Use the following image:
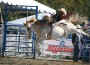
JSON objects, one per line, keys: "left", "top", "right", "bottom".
{"left": 68, "top": 13, "right": 88, "bottom": 25}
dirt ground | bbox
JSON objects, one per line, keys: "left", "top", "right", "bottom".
{"left": 0, "top": 57, "right": 89, "bottom": 65}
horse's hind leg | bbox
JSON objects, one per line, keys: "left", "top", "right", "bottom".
{"left": 34, "top": 41, "right": 42, "bottom": 58}
{"left": 46, "top": 33, "right": 52, "bottom": 39}
{"left": 46, "top": 24, "right": 53, "bottom": 39}
{"left": 34, "top": 35, "right": 47, "bottom": 58}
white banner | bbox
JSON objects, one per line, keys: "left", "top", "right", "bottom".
{"left": 40, "top": 38, "right": 74, "bottom": 59}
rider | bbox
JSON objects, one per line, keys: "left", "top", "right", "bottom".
{"left": 46, "top": 8, "right": 71, "bottom": 38}
{"left": 53, "top": 8, "right": 72, "bottom": 27}
{"left": 55, "top": 8, "right": 71, "bottom": 22}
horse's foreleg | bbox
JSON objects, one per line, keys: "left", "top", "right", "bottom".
{"left": 76, "top": 29, "right": 89, "bottom": 36}
{"left": 46, "top": 23, "right": 53, "bottom": 39}
{"left": 72, "top": 26, "right": 89, "bottom": 36}
{"left": 46, "top": 34, "right": 52, "bottom": 39}
{"left": 81, "top": 31, "right": 89, "bottom": 36}
{"left": 46, "top": 30, "right": 52, "bottom": 40}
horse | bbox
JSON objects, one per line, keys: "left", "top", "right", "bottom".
{"left": 23, "top": 14, "right": 89, "bottom": 57}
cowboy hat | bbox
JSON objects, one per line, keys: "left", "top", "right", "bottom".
{"left": 76, "top": 25, "right": 82, "bottom": 29}
{"left": 60, "top": 8, "right": 67, "bottom": 13}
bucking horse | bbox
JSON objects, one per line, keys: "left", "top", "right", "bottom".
{"left": 23, "top": 14, "right": 89, "bottom": 58}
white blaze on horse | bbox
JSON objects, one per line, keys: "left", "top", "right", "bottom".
{"left": 23, "top": 14, "right": 89, "bottom": 57}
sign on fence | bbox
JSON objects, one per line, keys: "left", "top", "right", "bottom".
{"left": 39, "top": 38, "right": 74, "bottom": 60}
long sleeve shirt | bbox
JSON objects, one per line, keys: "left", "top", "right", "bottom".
{"left": 72, "top": 33, "right": 84, "bottom": 45}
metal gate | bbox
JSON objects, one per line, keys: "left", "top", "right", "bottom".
{"left": 0, "top": 24, "right": 3, "bottom": 56}
{"left": 2, "top": 4, "right": 38, "bottom": 58}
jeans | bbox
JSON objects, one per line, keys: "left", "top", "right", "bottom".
{"left": 73, "top": 44, "right": 80, "bottom": 62}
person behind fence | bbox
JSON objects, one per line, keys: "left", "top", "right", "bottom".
{"left": 72, "top": 25, "right": 84, "bottom": 62}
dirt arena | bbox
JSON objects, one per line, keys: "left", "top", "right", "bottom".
{"left": 0, "top": 57, "right": 89, "bottom": 65}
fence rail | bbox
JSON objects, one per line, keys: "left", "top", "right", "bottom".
{"left": 0, "top": 24, "right": 35, "bottom": 58}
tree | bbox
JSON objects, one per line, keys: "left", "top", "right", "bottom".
{"left": 37, "top": 0, "right": 90, "bottom": 16}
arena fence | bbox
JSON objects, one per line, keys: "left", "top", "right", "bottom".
{"left": 2, "top": 4, "right": 38, "bottom": 58}
{"left": 2, "top": 24, "right": 36, "bottom": 58}
{"left": 0, "top": 24, "right": 3, "bottom": 56}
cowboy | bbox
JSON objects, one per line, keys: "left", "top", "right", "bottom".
{"left": 60, "top": 8, "right": 67, "bottom": 20}
{"left": 55, "top": 8, "right": 70, "bottom": 21}
{"left": 72, "top": 25, "right": 84, "bottom": 62}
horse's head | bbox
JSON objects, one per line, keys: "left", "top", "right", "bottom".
{"left": 68, "top": 13, "right": 79, "bottom": 24}
{"left": 69, "top": 13, "right": 88, "bottom": 26}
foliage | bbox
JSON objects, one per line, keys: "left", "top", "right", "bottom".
{"left": 7, "top": 11, "right": 35, "bottom": 21}
{"left": 37, "top": 0, "right": 90, "bottom": 17}
{"left": 1, "top": 0, "right": 90, "bottom": 21}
